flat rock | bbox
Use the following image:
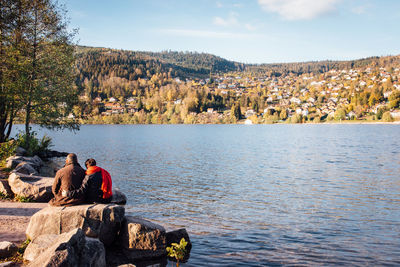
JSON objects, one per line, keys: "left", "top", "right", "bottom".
{"left": 118, "top": 216, "right": 166, "bottom": 261}
{"left": 8, "top": 172, "right": 53, "bottom": 202}
{"left": 0, "top": 179, "right": 14, "bottom": 198}
{"left": 0, "top": 241, "right": 18, "bottom": 259}
{"left": 26, "top": 204, "right": 125, "bottom": 246}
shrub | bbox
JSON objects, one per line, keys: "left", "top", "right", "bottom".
{"left": 0, "top": 140, "right": 18, "bottom": 167}
{"left": 16, "top": 131, "right": 53, "bottom": 156}
{"left": 382, "top": 111, "right": 394, "bottom": 122}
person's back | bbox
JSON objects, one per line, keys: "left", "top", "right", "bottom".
{"left": 66, "top": 158, "right": 112, "bottom": 204}
{"left": 49, "top": 153, "right": 85, "bottom": 206}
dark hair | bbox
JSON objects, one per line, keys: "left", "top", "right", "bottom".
{"left": 66, "top": 153, "right": 78, "bottom": 164}
{"left": 85, "top": 158, "right": 96, "bottom": 167}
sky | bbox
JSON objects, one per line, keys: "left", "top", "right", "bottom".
{"left": 65, "top": 0, "right": 400, "bottom": 64}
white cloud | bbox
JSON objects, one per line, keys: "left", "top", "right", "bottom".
{"left": 352, "top": 4, "right": 370, "bottom": 15}
{"left": 160, "top": 28, "right": 263, "bottom": 39}
{"left": 213, "top": 12, "right": 238, "bottom": 27}
{"left": 245, "top": 23, "right": 257, "bottom": 31}
{"left": 216, "top": 1, "right": 223, "bottom": 8}
{"left": 258, "top": 0, "right": 340, "bottom": 20}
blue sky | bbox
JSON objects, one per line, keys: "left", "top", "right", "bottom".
{"left": 65, "top": 0, "right": 400, "bottom": 64}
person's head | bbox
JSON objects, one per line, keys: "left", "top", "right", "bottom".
{"left": 65, "top": 153, "right": 78, "bottom": 165}
{"left": 85, "top": 158, "right": 96, "bottom": 168}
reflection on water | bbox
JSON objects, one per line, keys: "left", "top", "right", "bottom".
{"left": 16, "top": 124, "right": 400, "bottom": 266}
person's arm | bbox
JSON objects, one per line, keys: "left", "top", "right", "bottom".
{"left": 65, "top": 174, "right": 90, "bottom": 199}
{"left": 52, "top": 172, "right": 61, "bottom": 196}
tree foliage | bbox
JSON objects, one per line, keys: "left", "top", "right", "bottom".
{"left": 0, "top": 0, "right": 78, "bottom": 142}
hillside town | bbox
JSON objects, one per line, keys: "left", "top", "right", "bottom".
{"left": 76, "top": 64, "right": 400, "bottom": 124}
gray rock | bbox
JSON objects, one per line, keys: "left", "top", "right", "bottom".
{"left": 6, "top": 156, "right": 43, "bottom": 170}
{"left": 118, "top": 216, "right": 166, "bottom": 261}
{"left": 0, "top": 241, "right": 18, "bottom": 259}
{"left": 0, "top": 179, "right": 14, "bottom": 198}
{"left": 80, "top": 237, "right": 106, "bottom": 267}
{"left": 166, "top": 228, "right": 191, "bottom": 263}
{"left": 26, "top": 228, "right": 85, "bottom": 267}
{"left": 8, "top": 172, "right": 53, "bottom": 202}
{"left": 166, "top": 228, "right": 191, "bottom": 250}
{"left": 26, "top": 204, "right": 125, "bottom": 246}
{"left": 31, "top": 155, "right": 43, "bottom": 167}
{"left": 15, "top": 146, "right": 27, "bottom": 156}
{"left": 38, "top": 160, "right": 61, "bottom": 177}
{"left": 111, "top": 189, "right": 127, "bottom": 205}
{"left": 25, "top": 233, "right": 106, "bottom": 267}
{"left": 13, "top": 162, "right": 38, "bottom": 175}
{"left": 6, "top": 157, "right": 22, "bottom": 169}
{"left": 24, "top": 234, "right": 59, "bottom": 262}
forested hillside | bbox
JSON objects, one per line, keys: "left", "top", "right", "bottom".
{"left": 75, "top": 46, "right": 242, "bottom": 98}
{"left": 75, "top": 46, "right": 400, "bottom": 99}
{"left": 72, "top": 46, "right": 400, "bottom": 125}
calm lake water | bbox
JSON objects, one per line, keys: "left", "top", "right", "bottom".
{"left": 15, "top": 124, "right": 400, "bottom": 266}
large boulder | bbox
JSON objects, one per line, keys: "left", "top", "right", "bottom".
{"left": 111, "top": 189, "right": 127, "bottom": 205}
{"left": 8, "top": 172, "right": 53, "bottom": 202}
{"left": 118, "top": 216, "right": 166, "bottom": 261}
{"left": 26, "top": 204, "right": 125, "bottom": 246}
{"left": 0, "top": 179, "right": 14, "bottom": 198}
{"left": 0, "top": 241, "right": 18, "bottom": 259}
{"left": 24, "top": 230, "right": 106, "bottom": 267}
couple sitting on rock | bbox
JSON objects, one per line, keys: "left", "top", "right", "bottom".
{"left": 49, "top": 153, "right": 113, "bottom": 206}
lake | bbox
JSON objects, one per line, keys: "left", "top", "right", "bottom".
{"left": 15, "top": 124, "right": 400, "bottom": 266}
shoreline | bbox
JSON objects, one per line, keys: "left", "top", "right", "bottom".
{"left": 12, "top": 120, "right": 400, "bottom": 127}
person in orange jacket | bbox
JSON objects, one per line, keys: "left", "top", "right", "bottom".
{"left": 63, "top": 158, "right": 112, "bottom": 204}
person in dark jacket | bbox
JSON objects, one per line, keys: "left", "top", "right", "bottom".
{"left": 64, "top": 158, "right": 113, "bottom": 204}
{"left": 49, "top": 153, "right": 85, "bottom": 206}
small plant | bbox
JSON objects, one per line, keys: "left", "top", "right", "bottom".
{"left": 14, "top": 195, "right": 34, "bottom": 203}
{"left": 166, "top": 238, "right": 188, "bottom": 267}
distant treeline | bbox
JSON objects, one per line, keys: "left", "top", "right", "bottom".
{"left": 247, "top": 56, "right": 400, "bottom": 76}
